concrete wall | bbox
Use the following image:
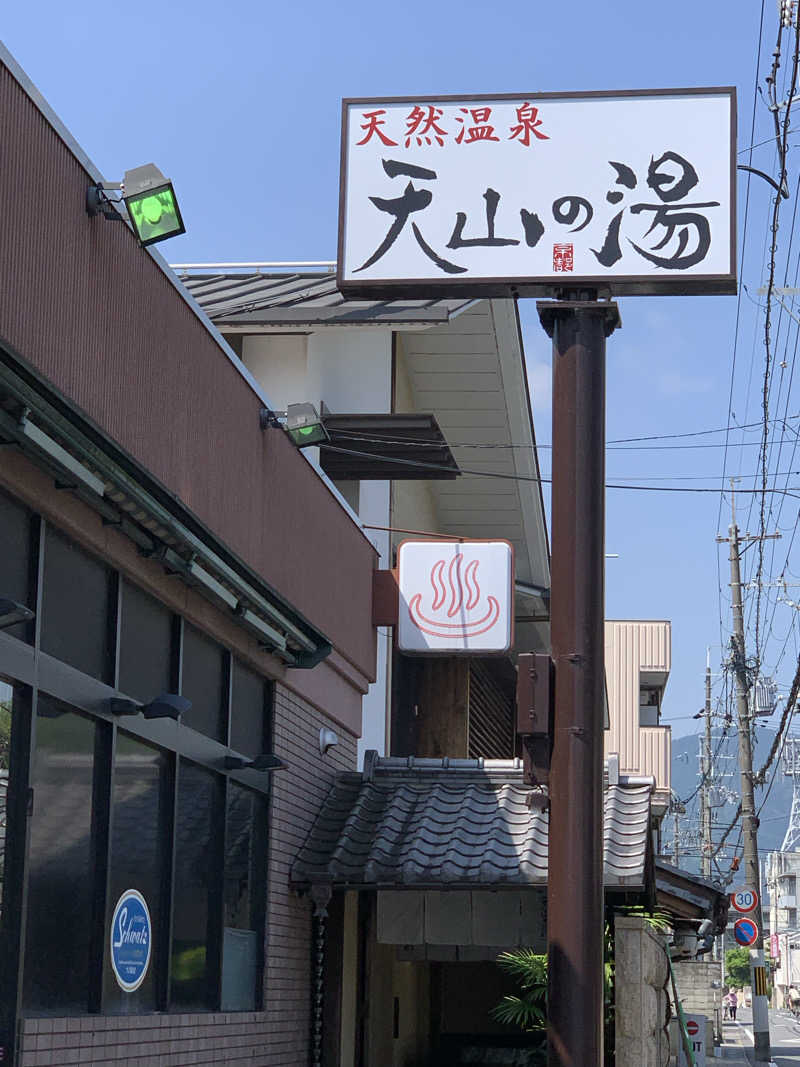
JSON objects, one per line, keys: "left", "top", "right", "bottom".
{"left": 669, "top": 959, "right": 722, "bottom": 1054}
{"left": 615, "top": 915, "right": 670, "bottom": 1067}
{"left": 670, "top": 959, "right": 722, "bottom": 1019}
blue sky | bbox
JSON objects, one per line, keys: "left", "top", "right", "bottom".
{"left": 2, "top": 1, "right": 794, "bottom": 739}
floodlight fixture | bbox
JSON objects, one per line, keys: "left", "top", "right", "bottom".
{"left": 87, "top": 163, "right": 185, "bottom": 248}
{"left": 107, "top": 692, "right": 191, "bottom": 720}
{"left": 142, "top": 693, "right": 192, "bottom": 720}
{"left": 223, "top": 753, "right": 287, "bottom": 772}
{"left": 107, "top": 697, "right": 140, "bottom": 716}
{"left": 285, "top": 403, "right": 329, "bottom": 448}
{"left": 123, "top": 164, "right": 185, "bottom": 247}
{"left": 0, "top": 598, "right": 34, "bottom": 630}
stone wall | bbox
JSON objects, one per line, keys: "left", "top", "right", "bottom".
{"left": 615, "top": 915, "right": 671, "bottom": 1067}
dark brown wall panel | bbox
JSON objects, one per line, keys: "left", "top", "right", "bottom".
{"left": 0, "top": 63, "right": 376, "bottom": 678}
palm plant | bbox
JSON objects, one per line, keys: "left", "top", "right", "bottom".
{"left": 491, "top": 949, "right": 548, "bottom": 1031}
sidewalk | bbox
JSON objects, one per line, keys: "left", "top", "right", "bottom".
{"left": 716, "top": 1051, "right": 752, "bottom": 1065}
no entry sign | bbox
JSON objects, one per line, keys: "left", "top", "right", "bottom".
{"left": 686, "top": 1020, "right": 699, "bottom": 1036}
{"left": 733, "top": 917, "right": 759, "bottom": 947}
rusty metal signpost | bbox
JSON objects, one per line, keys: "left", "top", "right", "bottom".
{"left": 338, "top": 88, "right": 737, "bottom": 1067}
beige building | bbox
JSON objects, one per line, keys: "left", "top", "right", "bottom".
{"left": 604, "top": 620, "right": 672, "bottom": 829}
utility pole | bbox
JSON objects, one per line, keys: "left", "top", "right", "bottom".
{"left": 538, "top": 295, "right": 620, "bottom": 1067}
{"left": 701, "top": 650, "right": 713, "bottom": 880}
{"left": 717, "top": 486, "right": 779, "bottom": 1064}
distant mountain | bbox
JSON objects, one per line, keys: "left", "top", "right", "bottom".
{"left": 668, "top": 727, "right": 795, "bottom": 876}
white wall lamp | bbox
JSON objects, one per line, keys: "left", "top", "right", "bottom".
{"left": 320, "top": 728, "right": 339, "bottom": 755}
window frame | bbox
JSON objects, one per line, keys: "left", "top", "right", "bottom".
{"left": 0, "top": 513, "right": 273, "bottom": 1042}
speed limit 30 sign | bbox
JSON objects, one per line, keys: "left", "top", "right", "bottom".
{"left": 730, "top": 887, "right": 759, "bottom": 913}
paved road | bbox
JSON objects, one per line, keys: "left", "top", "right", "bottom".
{"left": 723, "top": 1006, "right": 800, "bottom": 1064}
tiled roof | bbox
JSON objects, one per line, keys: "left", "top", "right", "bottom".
{"left": 291, "top": 753, "right": 651, "bottom": 890}
{"left": 177, "top": 272, "right": 475, "bottom": 327}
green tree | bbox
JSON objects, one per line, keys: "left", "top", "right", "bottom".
{"left": 725, "top": 947, "right": 751, "bottom": 988}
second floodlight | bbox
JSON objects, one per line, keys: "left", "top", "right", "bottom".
{"left": 285, "top": 404, "right": 329, "bottom": 448}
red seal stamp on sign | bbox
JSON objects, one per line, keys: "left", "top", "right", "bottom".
{"left": 553, "top": 243, "right": 574, "bottom": 272}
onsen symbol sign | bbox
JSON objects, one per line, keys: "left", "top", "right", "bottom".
{"left": 397, "top": 540, "right": 514, "bottom": 654}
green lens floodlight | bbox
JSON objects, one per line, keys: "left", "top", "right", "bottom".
{"left": 122, "top": 163, "right": 185, "bottom": 247}
{"left": 285, "top": 403, "right": 329, "bottom": 448}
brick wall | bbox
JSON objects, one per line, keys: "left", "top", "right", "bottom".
{"left": 16, "top": 684, "right": 358, "bottom": 1067}
{"left": 263, "top": 686, "right": 358, "bottom": 1066}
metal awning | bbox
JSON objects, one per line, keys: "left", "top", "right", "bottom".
{"left": 320, "top": 413, "right": 459, "bottom": 481}
{"left": 291, "top": 751, "right": 652, "bottom": 892}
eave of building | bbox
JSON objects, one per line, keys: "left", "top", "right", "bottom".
{"left": 0, "top": 343, "right": 331, "bottom": 668}
{"left": 655, "top": 859, "right": 729, "bottom": 933}
{"left": 183, "top": 271, "right": 551, "bottom": 637}
{"left": 291, "top": 752, "right": 652, "bottom": 893}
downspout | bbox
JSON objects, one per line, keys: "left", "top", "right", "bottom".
{"left": 309, "top": 883, "right": 332, "bottom": 1067}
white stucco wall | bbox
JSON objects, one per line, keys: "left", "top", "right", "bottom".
{"left": 242, "top": 334, "right": 308, "bottom": 413}
{"left": 241, "top": 327, "right": 394, "bottom": 763}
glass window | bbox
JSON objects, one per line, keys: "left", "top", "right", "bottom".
{"left": 119, "top": 581, "right": 174, "bottom": 704}
{"left": 181, "top": 625, "right": 226, "bottom": 742}
{"left": 170, "top": 760, "right": 223, "bottom": 1010}
{"left": 230, "top": 662, "right": 268, "bottom": 758}
{"left": 0, "top": 679, "right": 18, "bottom": 929}
{"left": 0, "top": 491, "right": 34, "bottom": 643}
{"left": 40, "top": 528, "right": 113, "bottom": 682}
{"left": 639, "top": 685, "right": 661, "bottom": 726}
{"left": 23, "top": 697, "right": 96, "bottom": 1013}
{"left": 104, "top": 732, "right": 170, "bottom": 1013}
{"left": 221, "top": 784, "right": 266, "bottom": 1011}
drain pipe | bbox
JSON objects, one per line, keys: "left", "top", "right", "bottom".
{"left": 309, "top": 884, "right": 332, "bottom": 1067}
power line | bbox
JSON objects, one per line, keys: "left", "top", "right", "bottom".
{"left": 320, "top": 443, "right": 800, "bottom": 495}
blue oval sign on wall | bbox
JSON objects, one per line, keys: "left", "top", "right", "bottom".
{"left": 110, "top": 889, "right": 152, "bottom": 992}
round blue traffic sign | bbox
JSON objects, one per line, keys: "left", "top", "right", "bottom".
{"left": 733, "top": 916, "right": 759, "bottom": 947}
{"left": 110, "top": 889, "right": 152, "bottom": 992}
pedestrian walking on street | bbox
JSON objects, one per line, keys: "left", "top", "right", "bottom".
{"left": 727, "top": 990, "right": 738, "bottom": 1021}
{"left": 789, "top": 985, "right": 800, "bottom": 1019}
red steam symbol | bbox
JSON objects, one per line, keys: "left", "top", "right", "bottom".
{"left": 408, "top": 556, "right": 500, "bottom": 638}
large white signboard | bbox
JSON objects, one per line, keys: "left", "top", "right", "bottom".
{"left": 338, "top": 89, "right": 736, "bottom": 297}
{"left": 397, "top": 540, "right": 513, "bottom": 654}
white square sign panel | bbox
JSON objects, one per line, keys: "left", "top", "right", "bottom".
{"left": 397, "top": 540, "right": 513, "bottom": 654}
